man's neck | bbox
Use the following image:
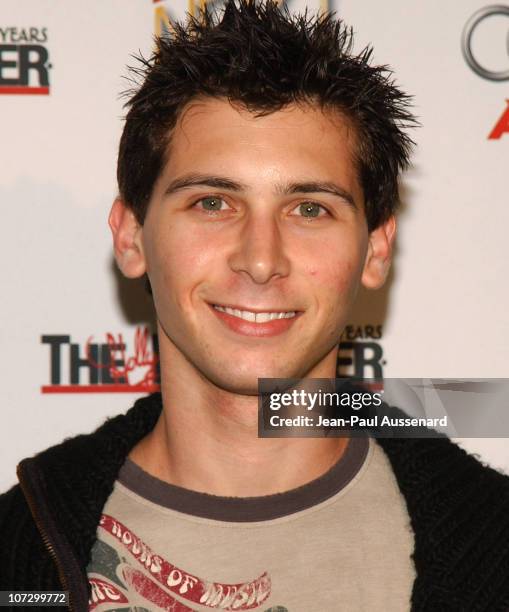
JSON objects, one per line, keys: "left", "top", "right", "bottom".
{"left": 129, "top": 337, "right": 348, "bottom": 497}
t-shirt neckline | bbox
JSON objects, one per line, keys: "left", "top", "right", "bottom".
{"left": 118, "top": 436, "right": 370, "bottom": 522}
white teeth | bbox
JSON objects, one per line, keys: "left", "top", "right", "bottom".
{"left": 213, "top": 305, "right": 297, "bottom": 323}
{"left": 241, "top": 310, "right": 256, "bottom": 322}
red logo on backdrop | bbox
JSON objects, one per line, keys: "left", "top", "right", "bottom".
{"left": 0, "top": 27, "right": 51, "bottom": 95}
{"left": 488, "top": 99, "right": 509, "bottom": 139}
{"left": 41, "top": 327, "right": 160, "bottom": 394}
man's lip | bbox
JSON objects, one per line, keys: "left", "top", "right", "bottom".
{"left": 207, "top": 302, "right": 303, "bottom": 313}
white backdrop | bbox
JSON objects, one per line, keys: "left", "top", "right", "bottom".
{"left": 1, "top": 0, "right": 508, "bottom": 492}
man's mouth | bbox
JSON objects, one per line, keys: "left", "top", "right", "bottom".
{"left": 208, "top": 302, "right": 303, "bottom": 337}
{"left": 212, "top": 304, "right": 298, "bottom": 323}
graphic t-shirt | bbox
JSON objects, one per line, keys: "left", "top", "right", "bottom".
{"left": 86, "top": 437, "right": 415, "bottom": 611}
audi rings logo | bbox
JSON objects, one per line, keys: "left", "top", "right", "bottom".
{"left": 461, "top": 5, "right": 509, "bottom": 81}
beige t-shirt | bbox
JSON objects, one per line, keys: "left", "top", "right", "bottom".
{"left": 87, "top": 437, "right": 415, "bottom": 611}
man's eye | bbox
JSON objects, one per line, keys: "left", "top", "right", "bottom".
{"left": 193, "top": 196, "right": 229, "bottom": 213}
{"left": 292, "top": 201, "right": 329, "bottom": 218}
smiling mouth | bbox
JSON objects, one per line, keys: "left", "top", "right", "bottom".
{"left": 211, "top": 303, "right": 299, "bottom": 323}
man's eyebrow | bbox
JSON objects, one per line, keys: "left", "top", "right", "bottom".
{"left": 164, "top": 174, "right": 247, "bottom": 195}
{"left": 164, "top": 174, "right": 357, "bottom": 209}
{"left": 280, "top": 181, "right": 357, "bottom": 209}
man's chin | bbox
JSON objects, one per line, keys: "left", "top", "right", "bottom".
{"left": 205, "top": 368, "right": 296, "bottom": 397}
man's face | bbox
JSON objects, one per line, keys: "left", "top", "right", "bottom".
{"left": 125, "top": 98, "right": 390, "bottom": 394}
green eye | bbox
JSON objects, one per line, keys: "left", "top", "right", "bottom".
{"left": 298, "top": 202, "right": 322, "bottom": 218}
{"left": 200, "top": 197, "right": 224, "bottom": 211}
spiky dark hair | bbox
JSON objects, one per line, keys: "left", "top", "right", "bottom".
{"left": 118, "top": 0, "right": 416, "bottom": 231}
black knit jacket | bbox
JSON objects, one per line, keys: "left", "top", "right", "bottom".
{"left": 1, "top": 392, "right": 509, "bottom": 611}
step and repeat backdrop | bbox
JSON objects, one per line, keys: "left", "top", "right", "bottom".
{"left": 1, "top": 0, "right": 508, "bottom": 490}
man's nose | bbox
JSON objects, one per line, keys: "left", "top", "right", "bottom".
{"left": 227, "top": 212, "right": 291, "bottom": 284}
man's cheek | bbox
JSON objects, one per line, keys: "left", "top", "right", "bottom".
{"left": 154, "top": 240, "right": 210, "bottom": 281}
{"left": 306, "top": 258, "right": 359, "bottom": 290}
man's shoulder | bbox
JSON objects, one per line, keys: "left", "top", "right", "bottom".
{"left": 0, "top": 481, "right": 27, "bottom": 521}
{"left": 379, "top": 433, "right": 508, "bottom": 477}
{"left": 377, "top": 435, "right": 509, "bottom": 607}
{"left": 377, "top": 434, "right": 509, "bottom": 507}
{"left": 0, "top": 393, "right": 163, "bottom": 524}
{"left": 13, "top": 393, "right": 162, "bottom": 478}
{"left": 0, "top": 393, "right": 163, "bottom": 589}
{"left": 0, "top": 482, "right": 41, "bottom": 588}
{"left": 374, "top": 403, "right": 509, "bottom": 501}
{"left": 0, "top": 481, "right": 35, "bottom": 543}
{"left": 376, "top": 433, "right": 509, "bottom": 551}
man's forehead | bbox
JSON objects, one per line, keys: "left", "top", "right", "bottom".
{"left": 176, "top": 95, "right": 356, "bottom": 135}
{"left": 165, "top": 95, "right": 360, "bottom": 179}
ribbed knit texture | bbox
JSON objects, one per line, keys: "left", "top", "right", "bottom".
{"left": 377, "top": 435, "right": 509, "bottom": 611}
{"left": 1, "top": 392, "right": 509, "bottom": 611}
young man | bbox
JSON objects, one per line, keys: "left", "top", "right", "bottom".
{"left": 1, "top": 1, "right": 509, "bottom": 610}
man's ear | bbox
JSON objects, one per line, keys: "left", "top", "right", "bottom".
{"left": 108, "top": 198, "right": 147, "bottom": 278}
{"left": 361, "top": 215, "right": 396, "bottom": 290}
